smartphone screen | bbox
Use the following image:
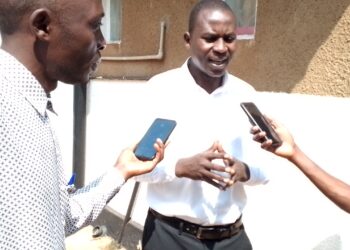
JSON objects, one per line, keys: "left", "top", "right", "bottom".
{"left": 134, "top": 118, "right": 177, "bottom": 161}
{"left": 240, "top": 102, "right": 282, "bottom": 147}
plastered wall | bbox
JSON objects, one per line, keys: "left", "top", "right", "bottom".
{"left": 97, "top": 0, "right": 196, "bottom": 79}
{"left": 232, "top": 0, "right": 350, "bottom": 96}
{"left": 96, "top": 0, "right": 350, "bottom": 97}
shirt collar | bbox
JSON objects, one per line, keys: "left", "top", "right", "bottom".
{"left": 0, "top": 49, "right": 51, "bottom": 116}
{"left": 181, "top": 58, "right": 229, "bottom": 97}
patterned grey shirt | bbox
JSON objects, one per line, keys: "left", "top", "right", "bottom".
{"left": 0, "top": 49, "right": 125, "bottom": 249}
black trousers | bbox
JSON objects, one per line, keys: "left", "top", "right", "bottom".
{"left": 142, "top": 210, "right": 253, "bottom": 250}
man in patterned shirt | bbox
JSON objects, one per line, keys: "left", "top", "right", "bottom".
{"left": 0, "top": 0, "right": 166, "bottom": 249}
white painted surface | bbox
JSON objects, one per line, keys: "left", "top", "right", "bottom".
{"left": 50, "top": 83, "right": 74, "bottom": 178}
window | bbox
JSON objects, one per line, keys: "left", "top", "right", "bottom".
{"left": 225, "top": 0, "right": 257, "bottom": 40}
{"left": 101, "top": 0, "right": 122, "bottom": 43}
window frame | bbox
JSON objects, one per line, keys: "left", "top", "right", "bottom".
{"left": 225, "top": 0, "right": 258, "bottom": 40}
{"left": 101, "top": 0, "right": 122, "bottom": 44}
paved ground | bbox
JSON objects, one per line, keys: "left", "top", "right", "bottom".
{"left": 66, "top": 207, "right": 143, "bottom": 250}
{"left": 91, "top": 207, "right": 143, "bottom": 250}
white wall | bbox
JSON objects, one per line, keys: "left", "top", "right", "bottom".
{"left": 84, "top": 80, "right": 350, "bottom": 250}
{"left": 50, "top": 83, "right": 74, "bottom": 178}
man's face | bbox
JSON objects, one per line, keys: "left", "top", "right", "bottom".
{"left": 185, "top": 8, "right": 237, "bottom": 78}
{"left": 45, "top": 0, "right": 106, "bottom": 85}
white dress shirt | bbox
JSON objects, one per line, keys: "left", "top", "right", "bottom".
{"left": 135, "top": 60, "right": 269, "bottom": 226}
{"left": 0, "top": 49, "right": 125, "bottom": 250}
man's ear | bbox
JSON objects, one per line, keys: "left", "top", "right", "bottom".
{"left": 30, "top": 8, "right": 52, "bottom": 41}
{"left": 184, "top": 32, "right": 191, "bottom": 49}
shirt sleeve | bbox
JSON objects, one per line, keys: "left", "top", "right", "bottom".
{"left": 64, "top": 168, "right": 125, "bottom": 236}
{"left": 240, "top": 135, "right": 271, "bottom": 186}
{"left": 245, "top": 164, "right": 269, "bottom": 186}
{"left": 132, "top": 155, "right": 178, "bottom": 183}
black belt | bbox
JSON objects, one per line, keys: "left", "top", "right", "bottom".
{"left": 149, "top": 208, "right": 243, "bottom": 240}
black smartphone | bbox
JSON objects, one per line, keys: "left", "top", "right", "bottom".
{"left": 240, "top": 102, "right": 282, "bottom": 148}
{"left": 134, "top": 118, "right": 177, "bottom": 161}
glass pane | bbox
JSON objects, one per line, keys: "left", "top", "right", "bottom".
{"left": 110, "top": 0, "right": 121, "bottom": 42}
{"left": 101, "top": 0, "right": 122, "bottom": 43}
{"left": 225, "top": 0, "right": 257, "bottom": 40}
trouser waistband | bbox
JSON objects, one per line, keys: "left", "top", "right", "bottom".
{"left": 149, "top": 208, "right": 243, "bottom": 240}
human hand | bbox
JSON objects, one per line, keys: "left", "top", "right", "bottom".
{"left": 175, "top": 141, "right": 233, "bottom": 189}
{"left": 222, "top": 160, "right": 250, "bottom": 188}
{"left": 213, "top": 143, "right": 250, "bottom": 189}
{"left": 114, "top": 139, "right": 166, "bottom": 181}
{"left": 250, "top": 116, "right": 296, "bottom": 159}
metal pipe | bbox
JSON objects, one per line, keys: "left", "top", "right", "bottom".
{"left": 72, "top": 84, "right": 87, "bottom": 188}
{"left": 102, "top": 21, "right": 166, "bottom": 61}
{"left": 116, "top": 181, "right": 141, "bottom": 246}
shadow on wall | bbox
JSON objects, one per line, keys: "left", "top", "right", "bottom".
{"left": 231, "top": 0, "right": 350, "bottom": 93}
{"left": 313, "top": 235, "right": 342, "bottom": 250}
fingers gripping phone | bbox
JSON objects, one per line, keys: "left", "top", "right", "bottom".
{"left": 240, "top": 102, "right": 282, "bottom": 148}
{"left": 134, "top": 118, "right": 177, "bottom": 161}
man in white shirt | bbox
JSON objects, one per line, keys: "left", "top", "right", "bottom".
{"left": 0, "top": 1, "right": 165, "bottom": 249}
{"left": 135, "top": 1, "right": 268, "bottom": 249}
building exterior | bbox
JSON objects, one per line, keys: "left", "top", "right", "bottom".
{"left": 96, "top": 0, "right": 350, "bottom": 97}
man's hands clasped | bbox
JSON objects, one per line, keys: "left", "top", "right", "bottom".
{"left": 175, "top": 141, "right": 250, "bottom": 190}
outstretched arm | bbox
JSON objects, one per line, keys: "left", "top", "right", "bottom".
{"left": 288, "top": 145, "right": 350, "bottom": 213}
{"left": 251, "top": 117, "right": 350, "bottom": 213}
{"left": 65, "top": 139, "right": 166, "bottom": 235}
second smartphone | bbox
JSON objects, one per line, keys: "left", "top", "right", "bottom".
{"left": 134, "top": 118, "right": 177, "bottom": 161}
{"left": 240, "top": 102, "right": 282, "bottom": 148}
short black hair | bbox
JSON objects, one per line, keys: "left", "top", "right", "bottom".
{"left": 0, "top": 0, "right": 57, "bottom": 35}
{"left": 188, "top": 0, "right": 235, "bottom": 34}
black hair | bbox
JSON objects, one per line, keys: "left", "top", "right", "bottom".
{"left": 188, "top": 0, "right": 235, "bottom": 34}
{"left": 0, "top": 0, "right": 57, "bottom": 35}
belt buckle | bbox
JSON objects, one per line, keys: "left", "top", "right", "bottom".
{"left": 196, "top": 226, "right": 229, "bottom": 240}
{"left": 195, "top": 217, "right": 243, "bottom": 240}
{"left": 196, "top": 226, "right": 213, "bottom": 240}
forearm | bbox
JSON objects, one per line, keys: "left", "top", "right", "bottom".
{"left": 65, "top": 168, "right": 125, "bottom": 235}
{"left": 289, "top": 146, "right": 350, "bottom": 213}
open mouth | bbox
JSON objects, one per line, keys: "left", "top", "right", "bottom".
{"left": 209, "top": 58, "right": 228, "bottom": 69}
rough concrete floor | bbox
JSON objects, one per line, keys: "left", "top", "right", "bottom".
{"left": 66, "top": 207, "right": 143, "bottom": 250}
{"left": 91, "top": 207, "right": 143, "bottom": 250}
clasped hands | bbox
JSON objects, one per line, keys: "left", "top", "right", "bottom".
{"left": 175, "top": 141, "right": 250, "bottom": 190}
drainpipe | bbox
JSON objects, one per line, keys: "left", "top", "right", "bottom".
{"left": 102, "top": 21, "right": 166, "bottom": 61}
{"left": 72, "top": 84, "right": 87, "bottom": 188}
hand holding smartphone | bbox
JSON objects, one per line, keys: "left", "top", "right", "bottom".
{"left": 240, "top": 102, "right": 282, "bottom": 148}
{"left": 134, "top": 118, "right": 177, "bottom": 161}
